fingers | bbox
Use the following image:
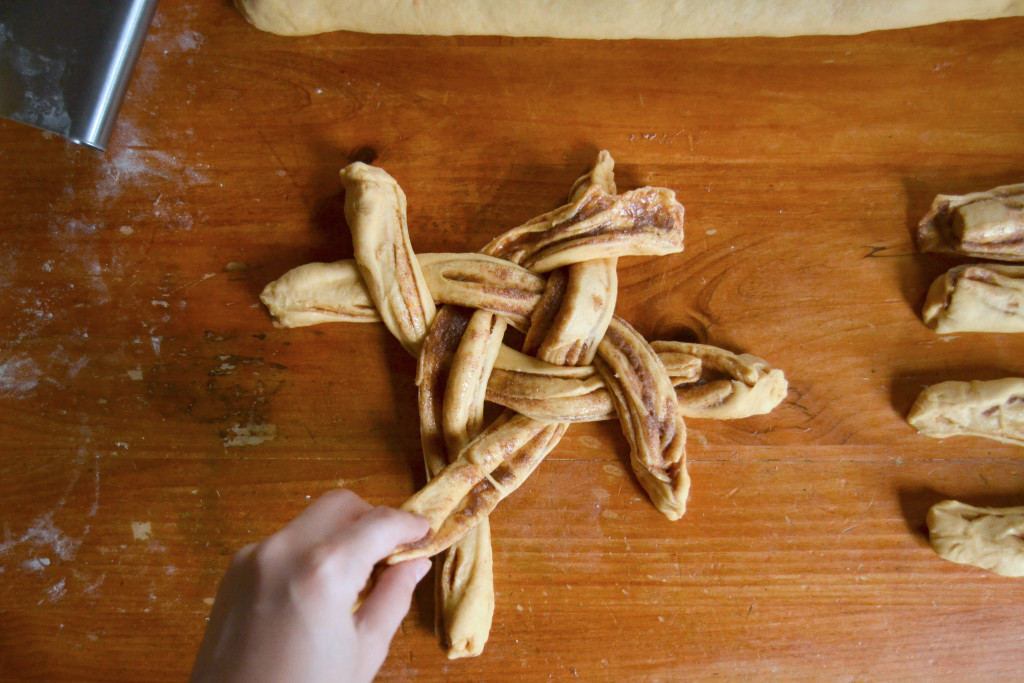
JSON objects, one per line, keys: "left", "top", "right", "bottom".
{"left": 352, "top": 558, "right": 431, "bottom": 672}
{"left": 331, "top": 506, "right": 431, "bottom": 581}
{"left": 255, "top": 490, "right": 430, "bottom": 613}
{"left": 279, "top": 496, "right": 430, "bottom": 609}
{"left": 278, "top": 489, "right": 374, "bottom": 550}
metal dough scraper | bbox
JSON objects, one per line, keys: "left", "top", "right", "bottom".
{"left": 0, "top": 0, "right": 159, "bottom": 151}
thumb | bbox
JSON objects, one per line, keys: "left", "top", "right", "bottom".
{"left": 353, "top": 558, "right": 431, "bottom": 665}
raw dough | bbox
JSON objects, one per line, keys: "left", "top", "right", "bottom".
{"left": 260, "top": 254, "right": 545, "bottom": 331}
{"left": 655, "top": 342, "right": 789, "bottom": 419}
{"left": 480, "top": 184, "right": 684, "bottom": 273}
{"left": 417, "top": 306, "right": 500, "bottom": 658}
{"left": 907, "top": 378, "right": 1024, "bottom": 446}
{"left": 916, "top": 183, "right": 1024, "bottom": 262}
{"left": 927, "top": 500, "right": 1024, "bottom": 577}
{"left": 595, "top": 317, "right": 689, "bottom": 521}
{"left": 265, "top": 152, "right": 790, "bottom": 656}
{"left": 340, "top": 163, "right": 436, "bottom": 355}
{"left": 235, "top": 0, "right": 1024, "bottom": 38}
{"left": 525, "top": 150, "right": 617, "bottom": 367}
{"left": 922, "top": 263, "right": 1024, "bottom": 334}
{"left": 391, "top": 410, "right": 568, "bottom": 562}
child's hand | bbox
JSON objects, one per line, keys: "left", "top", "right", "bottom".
{"left": 190, "top": 489, "right": 431, "bottom": 683}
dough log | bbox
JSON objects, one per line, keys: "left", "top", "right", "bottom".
{"left": 236, "top": 0, "right": 1024, "bottom": 39}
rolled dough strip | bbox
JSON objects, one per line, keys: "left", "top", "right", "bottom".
{"left": 595, "top": 316, "right": 690, "bottom": 521}
{"left": 418, "top": 306, "right": 501, "bottom": 659}
{"left": 341, "top": 162, "right": 436, "bottom": 356}
{"left": 537, "top": 150, "right": 618, "bottom": 367}
{"left": 235, "top": 0, "right": 1024, "bottom": 39}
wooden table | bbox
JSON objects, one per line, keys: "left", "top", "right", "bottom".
{"left": 2, "top": 3, "right": 1022, "bottom": 680}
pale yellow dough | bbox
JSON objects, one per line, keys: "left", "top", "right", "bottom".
{"left": 907, "top": 378, "right": 1024, "bottom": 447}
{"left": 927, "top": 500, "right": 1024, "bottom": 577}
{"left": 236, "top": 0, "right": 1024, "bottom": 38}
{"left": 922, "top": 263, "right": 1024, "bottom": 334}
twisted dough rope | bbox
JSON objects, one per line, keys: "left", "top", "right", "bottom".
{"left": 261, "top": 258, "right": 789, "bottom": 421}
{"left": 261, "top": 153, "right": 788, "bottom": 656}
{"left": 416, "top": 305, "right": 501, "bottom": 657}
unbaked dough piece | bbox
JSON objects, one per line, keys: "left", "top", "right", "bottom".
{"left": 235, "top": 0, "right": 1024, "bottom": 38}
{"left": 916, "top": 183, "right": 1024, "bottom": 262}
{"left": 481, "top": 184, "right": 684, "bottom": 273}
{"left": 656, "top": 342, "right": 789, "bottom": 419}
{"left": 922, "top": 263, "right": 1024, "bottom": 334}
{"left": 417, "top": 253, "right": 544, "bottom": 332}
{"left": 907, "top": 378, "right": 1024, "bottom": 446}
{"left": 595, "top": 317, "right": 689, "bottom": 521}
{"left": 417, "top": 307, "right": 501, "bottom": 658}
{"left": 391, "top": 411, "right": 568, "bottom": 563}
{"left": 260, "top": 260, "right": 381, "bottom": 327}
{"left": 927, "top": 500, "right": 1024, "bottom": 577}
{"left": 340, "top": 162, "right": 436, "bottom": 355}
{"left": 526, "top": 151, "right": 618, "bottom": 367}
{"left": 485, "top": 344, "right": 702, "bottom": 424}
{"left": 261, "top": 254, "right": 545, "bottom": 331}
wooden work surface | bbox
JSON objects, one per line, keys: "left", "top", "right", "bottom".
{"left": 2, "top": 3, "right": 1023, "bottom": 680}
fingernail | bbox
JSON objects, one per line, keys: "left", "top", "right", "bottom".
{"left": 412, "top": 558, "right": 431, "bottom": 582}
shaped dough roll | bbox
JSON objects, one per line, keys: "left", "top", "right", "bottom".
{"left": 916, "top": 183, "right": 1024, "bottom": 262}
{"left": 658, "top": 342, "right": 789, "bottom": 419}
{"left": 486, "top": 345, "right": 702, "bottom": 423}
{"left": 927, "top": 500, "right": 1024, "bottom": 577}
{"left": 535, "top": 150, "right": 618, "bottom": 367}
{"left": 907, "top": 378, "right": 1024, "bottom": 447}
{"left": 260, "top": 260, "right": 381, "bottom": 327}
{"left": 922, "top": 263, "right": 1024, "bottom": 334}
{"left": 417, "top": 307, "right": 501, "bottom": 659}
{"left": 391, "top": 412, "right": 568, "bottom": 563}
{"left": 261, "top": 254, "right": 544, "bottom": 332}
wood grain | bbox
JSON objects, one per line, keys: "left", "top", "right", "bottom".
{"left": 1, "top": 3, "right": 1022, "bottom": 680}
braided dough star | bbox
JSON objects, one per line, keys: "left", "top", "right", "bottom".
{"left": 260, "top": 152, "right": 789, "bottom": 656}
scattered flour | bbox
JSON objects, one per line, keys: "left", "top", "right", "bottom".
{"left": 22, "top": 513, "right": 81, "bottom": 562}
{"left": 46, "top": 578, "right": 68, "bottom": 602}
{"left": 0, "top": 511, "right": 82, "bottom": 567}
{"left": 21, "top": 557, "right": 50, "bottom": 573}
{"left": 82, "top": 574, "right": 105, "bottom": 595}
{"left": 171, "top": 29, "right": 205, "bottom": 53}
{"left": 0, "top": 355, "right": 41, "bottom": 397}
{"left": 0, "top": 451, "right": 104, "bottom": 603}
